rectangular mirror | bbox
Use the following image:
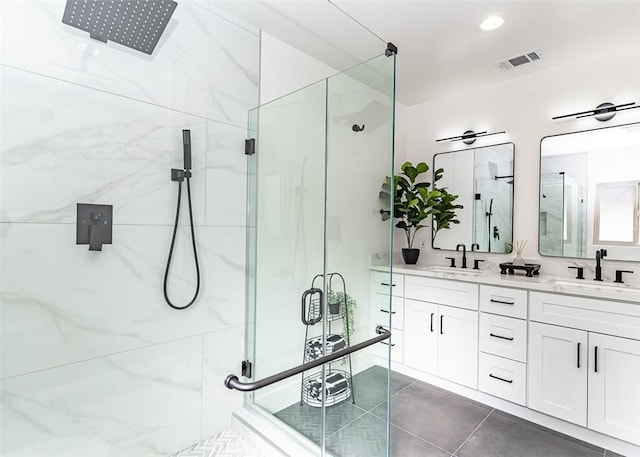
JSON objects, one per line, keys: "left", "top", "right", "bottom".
{"left": 539, "top": 122, "right": 640, "bottom": 261}
{"left": 433, "top": 143, "right": 514, "bottom": 253}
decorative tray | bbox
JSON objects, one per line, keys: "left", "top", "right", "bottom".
{"left": 499, "top": 262, "right": 541, "bottom": 278}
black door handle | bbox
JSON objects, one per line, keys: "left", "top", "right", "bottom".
{"left": 594, "top": 346, "right": 598, "bottom": 373}
{"left": 577, "top": 342, "right": 581, "bottom": 368}
{"left": 380, "top": 309, "right": 396, "bottom": 314}
{"left": 430, "top": 313, "right": 434, "bottom": 332}
{"left": 301, "top": 288, "right": 323, "bottom": 325}
{"left": 440, "top": 315, "right": 444, "bottom": 334}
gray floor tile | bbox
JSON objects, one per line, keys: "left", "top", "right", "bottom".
{"left": 325, "top": 413, "right": 388, "bottom": 457}
{"left": 390, "top": 382, "right": 492, "bottom": 453}
{"left": 275, "top": 400, "right": 366, "bottom": 444}
{"left": 391, "top": 425, "right": 452, "bottom": 457}
{"left": 349, "top": 366, "right": 413, "bottom": 411}
{"left": 456, "top": 410, "right": 603, "bottom": 457}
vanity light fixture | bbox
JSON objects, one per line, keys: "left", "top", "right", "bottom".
{"left": 480, "top": 14, "right": 504, "bottom": 31}
{"left": 552, "top": 102, "right": 640, "bottom": 122}
{"left": 435, "top": 130, "right": 506, "bottom": 145}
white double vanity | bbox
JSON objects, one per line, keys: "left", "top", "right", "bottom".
{"left": 371, "top": 266, "right": 640, "bottom": 455}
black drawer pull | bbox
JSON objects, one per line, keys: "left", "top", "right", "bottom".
{"left": 430, "top": 313, "right": 434, "bottom": 332}
{"left": 577, "top": 342, "right": 581, "bottom": 368}
{"left": 594, "top": 346, "right": 598, "bottom": 373}
{"left": 380, "top": 341, "right": 396, "bottom": 347}
{"left": 380, "top": 282, "right": 396, "bottom": 287}
{"left": 490, "top": 333, "right": 514, "bottom": 341}
{"left": 440, "top": 315, "right": 444, "bottom": 334}
{"left": 489, "top": 373, "right": 513, "bottom": 384}
{"left": 380, "top": 309, "right": 396, "bottom": 314}
{"left": 490, "top": 298, "right": 515, "bottom": 305}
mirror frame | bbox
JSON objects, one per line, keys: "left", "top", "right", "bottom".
{"left": 432, "top": 142, "right": 515, "bottom": 253}
{"left": 538, "top": 121, "right": 640, "bottom": 261}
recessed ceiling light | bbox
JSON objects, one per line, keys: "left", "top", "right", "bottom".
{"left": 480, "top": 14, "right": 504, "bottom": 31}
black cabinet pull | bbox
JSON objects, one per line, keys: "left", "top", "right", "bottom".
{"left": 594, "top": 346, "right": 598, "bottom": 373}
{"left": 380, "top": 282, "right": 395, "bottom": 287}
{"left": 577, "top": 342, "right": 581, "bottom": 368}
{"left": 380, "top": 341, "right": 396, "bottom": 347}
{"left": 380, "top": 309, "right": 396, "bottom": 314}
{"left": 489, "top": 373, "right": 513, "bottom": 384}
{"left": 430, "top": 313, "right": 434, "bottom": 332}
{"left": 440, "top": 315, "right": 444, "bottom": 334}
{"left": 490, "top": 298, "right": 514, "bottom": 305}
{"left": 490, "top": 333, "right": 514, "bottom": 341}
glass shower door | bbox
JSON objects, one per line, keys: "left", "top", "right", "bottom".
{"left": 244, "top": 52, "right": 396, "bottom": 457}
{"left": 321, "top": 53, "right": 396, "bottom": 456}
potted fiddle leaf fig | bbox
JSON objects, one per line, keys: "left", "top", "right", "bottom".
{"left": 380, "top": 162, "right": 462, "bottom": 264}
{"left": 431, "top": 167, "right": 463, "bottom": 242}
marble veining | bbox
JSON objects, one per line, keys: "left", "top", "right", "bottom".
{"left": 0, "top": 337, "right": 203, "bottom": 457}
{"left": 1, "top": 0, "right": 259, "bottom": 126}
{"left": 1, "top": 66, "right": 208, "bottom": 226}
{"left": 1, "top": 224, "right": 246, "bottom": 378}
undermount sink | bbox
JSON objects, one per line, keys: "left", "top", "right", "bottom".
{"left": 418, "top": 266, "right": 481, "bottom": 276}
{"left": 547, "top": 278, "right": 640, "bottom": 294}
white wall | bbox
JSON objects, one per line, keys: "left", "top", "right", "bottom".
{"left": 406, "top": 45, "right": 640, "bottom": 282}
{"left": 0, "top": 1, "right": 259, "bottom": 455}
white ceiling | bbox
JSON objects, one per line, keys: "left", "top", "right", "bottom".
{"left": 214, "top": 0, "right": 640, "bottom": 106}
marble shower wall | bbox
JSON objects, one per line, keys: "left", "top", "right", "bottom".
{"left": 0, "top": 1, "right": 258, "bottom": 455}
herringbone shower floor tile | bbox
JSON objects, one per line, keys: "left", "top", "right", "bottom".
{"left": 173, "top": 428, "right": 265, "bottom": 457}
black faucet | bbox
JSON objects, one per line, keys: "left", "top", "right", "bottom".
{"left": 614, "top": 270, "right": 634, "bottom": 284}
{"left": 594, "top": 249, "right": 607, "bottom": 281}
{"left": 471, "top": 243, "right": 480, "bottom": 252}
{"left": 568, "top": 266, "right": 585, "bottom": 279}
{"left": 456, "top": 244, "right": 467, "bottom": 269}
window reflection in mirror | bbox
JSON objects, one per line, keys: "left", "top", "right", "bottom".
{"left": 433, "top": 143, "right": 514, "bottom": 253}
{"left": 539, "top": 122, "right": 640, "bottom": 261}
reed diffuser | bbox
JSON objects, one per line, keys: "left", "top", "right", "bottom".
{"left": 513, "top": 240, "right": 527, "bottom": 266}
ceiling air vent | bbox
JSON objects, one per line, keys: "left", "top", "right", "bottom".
{"left": 496, "top": 50, "right": 542, "bottom": 70}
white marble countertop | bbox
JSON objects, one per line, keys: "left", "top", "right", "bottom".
{"left": 372, "top": 264, "right": 640, "bottom": 304}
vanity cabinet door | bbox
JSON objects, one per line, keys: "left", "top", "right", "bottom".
{"left": 588, "top": 333, "right": 640, "bottom": 445}
{"left": 438, "top": 305, "right": 478, "bottom": 389}
{"left": 404, "top": 299, "right": 438, "bottom": 375}
{"left": 528, "top": 322, "right": 588, "bottom": 427}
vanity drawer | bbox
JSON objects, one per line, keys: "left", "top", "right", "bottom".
{"left": 405, "top": 275, "right": 478, "bottom": 311}
{"left": 372, "top": 271, "right": 404, "bottom": 297}
{"left": 373, "top": 294, "right": 404, "bottom": 330}
{"left": 478, "top": 352, "right": 527, "bottom": 406}
{"left": 480, "top": 285, "right": 528, "bottom": 319}
{"left": 479, "top": 313, "right": 527, "bottom": 362}
{"left": 530, "top": 292, "right": 640, "bottom": 340}
{"left": 373, "top": 328, "right": 403, "bottom": 363}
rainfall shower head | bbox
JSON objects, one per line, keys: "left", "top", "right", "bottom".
{"left": 62, "top": 0, "right": 178, "bottom": 55}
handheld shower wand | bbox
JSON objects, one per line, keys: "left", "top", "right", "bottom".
{"left": 164, "top": 129, "right": 201, "bottom": 310}
{"left": 182, "top": 130, "right": 192, "bottom": 171}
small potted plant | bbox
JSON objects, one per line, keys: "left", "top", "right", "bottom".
{"left": 380, "top": 162, "right": 462, "bottom": 264}
{"left": 327, "top": 290, "right": 356, "bottom": 343}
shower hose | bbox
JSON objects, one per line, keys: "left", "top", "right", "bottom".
{"left": 163, "top": 170, "right": 200, "bottom": 310}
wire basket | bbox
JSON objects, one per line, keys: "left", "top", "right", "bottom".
{"left": 303, "top": 334, "right": 347, "bottom": 363}
{"left": 301, "top": 370, "right": 352, "bottom": 407}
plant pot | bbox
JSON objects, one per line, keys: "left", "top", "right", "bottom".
{"left": 402, "top": 248, "right": 420, "bottom": 265}
{"left": 328, "top": 302, "right": 341, "bottom": 315}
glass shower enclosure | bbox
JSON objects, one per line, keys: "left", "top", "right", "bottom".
{"left": 241, "top": 53, "right": 396, "bottom": 456}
